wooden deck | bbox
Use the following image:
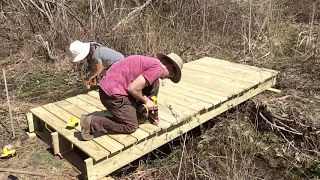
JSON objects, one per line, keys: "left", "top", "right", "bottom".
{"left": 26, "top": 57, "right": 278, "bottom": 180}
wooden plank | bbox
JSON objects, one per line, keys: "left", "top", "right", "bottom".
{"left": 161, "top": 82, "right": 228, "bottom": 103}
{"left": 87, "top": 91, "right": 100, "bottom": 99}
{"left": 84, "top": 158, "right": 94, "bottom": 180}
{"left": 65, "top": 97, "right": 102, "bottom": 112}
{"left": 130, "top": 128, "right": 149, "bottom": 141}
{"left": 178, "top": 73, "right": 246, "bottom": 95}
{"left": 43, "top": 103, "right": 125, "bottom": 154}
{"left": 51, "top": 132, "right": 72, "bottom": 156}
{"left": 193, "top": 57, "right": 277, "bottom": 77}
{"left": 200, "top": 57, "right": 279, "bottom": 74}
{"left": 161, "top": 80, "right": 231, "bottom": 97}
{"left": 186, "top": 62, "right": 270, "bottom": 85}
{"left": 158, "top": 97, "right": 198, "bottom": 116}
{"left": 181, "top": 66, "right": 258, "bottom": 88}
{"left": 77, "top": 94, "right": 106, "bottom": 110}
{"left": 86, "top": 76, "right": 277, "bottom": 179}
{"left": 139, "top": 123, "right": 161, "bottom": 134}
{"left": 30, "top": 106, "right": 110, "bottom": 161}
{"left": 157, "top": 90, "right": 210, "bottom": 112}
{"left": 183, "top": 64, "right": 261, "bottom": 84}
{"left": 26, "top": 112, "right": 37, "bottom": 133}
{"left": 161, "top": 86, "right": 222, "bottom": 106}
{"left": 107, "top": 134, "right": 137, "bottom": 147}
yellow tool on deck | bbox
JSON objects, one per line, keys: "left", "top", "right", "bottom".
{"left": 66, "top": 116, "right": 79, "bottom": 129}
{"left": 1, "top": 146, "right": 16, "bottom": 159}
{"left": 137, "top": 96, "right": 158, "bottom": 117}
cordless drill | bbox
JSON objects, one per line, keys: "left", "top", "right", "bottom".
{"left": 137, "top": 96, "right": 158, "bottom": 119}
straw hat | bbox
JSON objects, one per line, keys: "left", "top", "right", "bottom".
{"left": 156, "top": 53, "right": 183, "bottom": 83}
{"left": 69, "top": 40, "right": 90, "bottom": 62}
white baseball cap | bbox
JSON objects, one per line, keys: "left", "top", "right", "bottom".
{"left": 69, "top": 40, "right": 90, "bottom": 62}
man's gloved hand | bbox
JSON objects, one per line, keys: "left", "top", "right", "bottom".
{"left": 145, "top": 98, "right": 156, "bottom": 110}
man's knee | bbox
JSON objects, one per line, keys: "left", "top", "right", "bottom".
{"left": 125, "top": 123, "right": 138, "bottom": 134}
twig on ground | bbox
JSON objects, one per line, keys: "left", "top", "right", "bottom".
{"left": 3, "top": 69, "right": 15, "bottom": 139}
{"left": 259, "top": 112, "right": 303, "bottom": 136}
{"left": 270, "top": 110, "right": 294, "bottom": 122}
{"left": 0, "top": 168, "right": 46, "bottom": 176}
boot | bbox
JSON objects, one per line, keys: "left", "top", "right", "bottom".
{"left": 80, "top": 114, "right": 94, "bottom": 141}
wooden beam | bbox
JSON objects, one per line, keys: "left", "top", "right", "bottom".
{"left": 267, "top": 87, "right": 281, "bottom": 93}
{"left": 26, "top": 112, "right": 37, "bottom": 133}
{"left": 51, "top": 132, "right": 73, "bottom": 157}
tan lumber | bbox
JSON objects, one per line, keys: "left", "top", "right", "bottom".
{"left": 30, "top": 106, "right": 110, "bottom": 161}
{"left": 26, "top": 112, "right": 37, "bottom": 133}
{"left": 43, "top": 103, "right": 125, "bottom": 154}
{"left": 181, "top": 66, "right": 257, "bottom": 89}
{"left": 130, "top": 128, "right": 149, "bottom": 141}
{"left": 139, "top": 123, "right": 161, "bottom": 134}
{"left": 77, "top": 94, "right": 106, "bottom": 110}
{"left": 183, "top": 64, "right": 261, "bottom": 84}
{"left": 194, "top": 57, "right": 277, "bottom": 77}
{"left": 161, "top": 82, "right": 228, "bottom": 103}
{"left": 85, "top": 76, "right": 277, "bottom": 179}
{"left": 161, "top": 85, "right": 222, "bottom": 106}
{"left": 84, "top": 158, "right": 94, "bottom": 180}
{"left": 178, "top": 73, "right": 246, "bottom": 96}
{"left": 161, "top": 80, "right": 231, "bottom": 97}
{"left": 51, "top": 132, "right": 72, "bottom": 157}
{"left": 267, "top": 87, "right": 281, "bottom": 93}
{"left": 108, "top": 134, "right": 137, "bottom": 147}
{"left": 158, "top": 91, "right": 210, "bottom": 112}
{"left": 65, "top": 97, "right": 102, "bottom": 112}
{"left": 87, "top": 90, "right": 100, "bottom": 99}
{"left": 187, "top": 61, "right": 270, "bottom": 84}
{"left": 26, "top": 132, "right": 37, "bottom": 137}
{"left": 157, "top": 101, "right": 191, "bottom": 124}
{"left": 158, "top": 110, "right": 181, "bottom": 125}
{"left": 158, "top": 97, "right": 198, "bottom": 116}
{"left": 55, "top": 100, "right": 90, "bottom": 117}
{"left": 200, "top": 57, "right": 279, "bottom": 74}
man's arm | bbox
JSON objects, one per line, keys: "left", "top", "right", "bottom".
{"left": 84, "top": 62, "right": 103, "bottom": 84}
{"left": 128, "top": 75, "right": 155, "bottom": 110}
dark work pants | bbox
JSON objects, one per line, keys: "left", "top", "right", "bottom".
{"left": 91, "top": 80, "right": 160, "bottom": 134}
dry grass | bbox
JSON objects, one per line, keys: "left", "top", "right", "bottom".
{"left": 0, "top": 0, "right": 320, "bottom": 179}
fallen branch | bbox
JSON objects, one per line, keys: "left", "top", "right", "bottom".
{"left": 3, "top": 69, "right": 15, "bottom": 139}
{"left": 0, "top": 168, "right": 46, "bottom": 177}
{"left": 112, "top": 0, "right": 153, "bottom": 31}
{"left": 259, "top": 112, "right": 303, "bottom": 136}
{"left": 270, "top": 110, "right": 294, "bottom": 122}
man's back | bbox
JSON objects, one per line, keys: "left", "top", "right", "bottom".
{"left": 99, "top": 55, "right": 163, "bottom": 97}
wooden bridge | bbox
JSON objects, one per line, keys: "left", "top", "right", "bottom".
{"left": 26, "top": 57, "right": 278, "bottom": 180}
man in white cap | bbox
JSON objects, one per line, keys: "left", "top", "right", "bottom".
{"left": 80, "top": 53, "right": 183, "bottom": 141}
{"left": 69, "top": 40, "right": 124, "bottom": 87}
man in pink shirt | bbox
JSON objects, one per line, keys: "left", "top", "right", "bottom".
{"left": 80, "top": 53, "right": 183, "bottom": 141}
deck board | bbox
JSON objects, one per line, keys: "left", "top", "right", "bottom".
{"left": 28, "top": 57, "right": 279, "bottom": 179}
{"left": 42, "top": 103, "right": 125, "bottom": 154}
{"left": 30, "top": 106, "right": 110, "bottom": 161}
